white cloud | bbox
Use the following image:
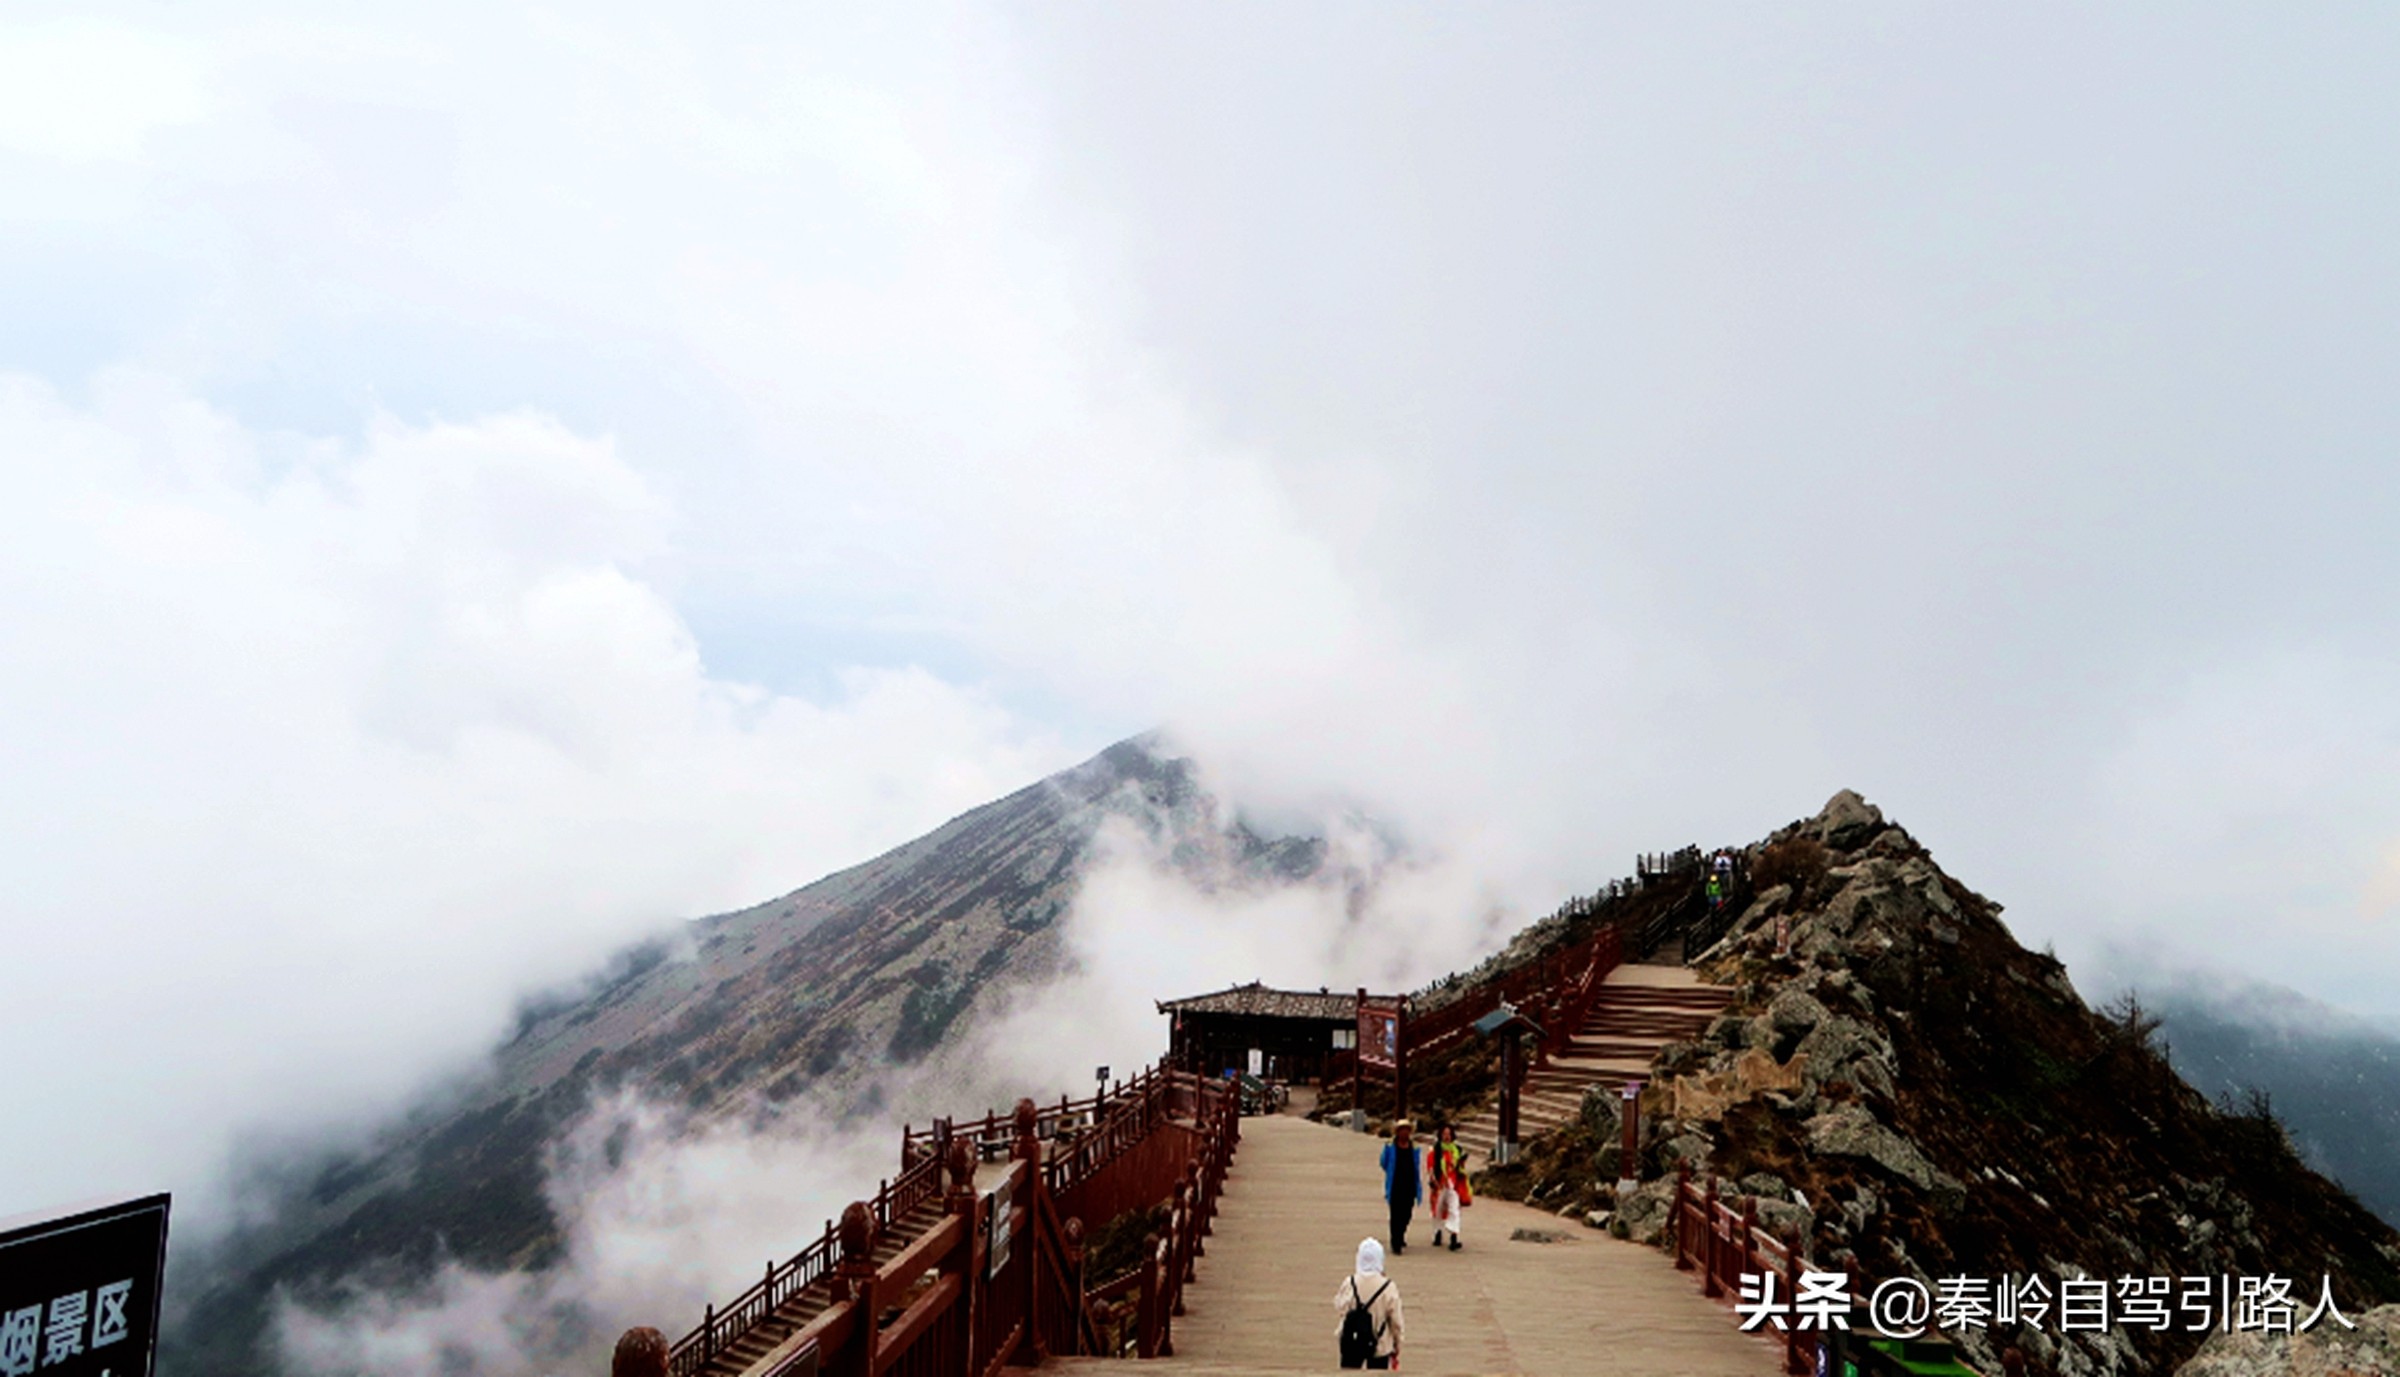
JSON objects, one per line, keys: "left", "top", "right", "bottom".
{"left": 270, "top": 1089, "right": 900, "bottom": 1375}
{"left": 0, "top": 373, "right": 1072, "bottom": 1228}
{"left": 980, "top": 802, "right": 1531, "bottom": 1098}
{"left": 0, "top": 19, "right": 214, "bottom": 163}
{"left": 5, "top": 0, "right": 2400, "bottom": 1287}
{"left": 2073, "top": 649, "right": 2400, "bottom": 1011}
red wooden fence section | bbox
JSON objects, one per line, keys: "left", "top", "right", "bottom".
{"left": 1671, "top": 1162, "right": 1813, "bottom": 1376}
{"left": 628, "top": 1061, "right": 1238, "bottom": 1377}
{"left": 1403, "top": 921, "right": 1626, "bottom": 1063}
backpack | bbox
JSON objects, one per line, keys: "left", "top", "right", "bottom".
{"left": 1340, "top": 1277, "right": 1391, "bottom": 1368}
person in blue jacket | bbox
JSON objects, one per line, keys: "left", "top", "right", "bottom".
{"left": 1380, "top": 1120, "right": 1422, "bottom": 1253}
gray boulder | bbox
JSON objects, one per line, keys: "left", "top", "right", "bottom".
{"left": 1753, "top": 1195, "right": 1814, "bottom": 1244}
{"left": 1578, "top": 1084, "right": 1622, "bottom": 1138}
{"left": 1811, "top": 790, "right": 1886, "bottom": 850}
{"left": 1659, "top": 1132, "right": 1713, "bottom": 1173}
{"left": 1805, "top": 1105, "right": 1963, "bottom": 1213}
{"left": 1795, "top": 1016, "right": 1898, "bottom": 1103}
{"left": 1737, "top": 1171, "right": 1790, "bottom": 1199}
{"left": 1609, "top": 1178, "right": 1677, "bottom": 1245}
{"left": 1767, "top": 988, "right": 1830, "bottom": 1041}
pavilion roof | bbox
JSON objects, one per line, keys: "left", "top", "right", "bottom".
{"left": 1156, "top": 981, "right": 1358, "bottom": 1021}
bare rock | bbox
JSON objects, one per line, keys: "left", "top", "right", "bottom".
{"left": 1811, "top": 790, "right": 1886, "bottom": 851}
{"left": 1659, "top": 1132, "right": 1713, "bottom": 1172}
{"left": 1704, "top": 1011, "right": 1749, "bottom": 1050}
{"left": 1610, "top": 1178, "right": 1676, "bottom": 1245}
{"left": 1795, "top": 1016, "right": 1898, "bottom": 1103}
{"left": 1767, "top": 988, "right": 1830, "bottom": 1040}
{"left": 1579, "top": 1083, "right": 1623, "bottom": 1137}
{"left": 1806, "top": 1105, "right": 1952, "bottom": 1205}
{"left": 2176, "top": 1302, "right": 2400, "bottom": 1376}
{"left": 1753, "top": 1195, "right": 1814, "bottom": 1242}
{"left": 1737, "top": 1171, "right": 1790, "bottom": 1199}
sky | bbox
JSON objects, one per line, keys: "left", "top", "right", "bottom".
{"left": 4, "top": 0, "right": 2399, "bottom": 1243}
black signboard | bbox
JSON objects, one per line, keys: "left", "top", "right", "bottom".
{"left": 987, "top": 1178, "right": 1013, "bottom": 1279}
{"left": 0, "top": 1194, "right": 168, "bottom": 1377}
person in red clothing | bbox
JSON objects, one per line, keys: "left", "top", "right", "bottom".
{"left": 1424, "top": 1122, "right": 1470, "bottom": 1250}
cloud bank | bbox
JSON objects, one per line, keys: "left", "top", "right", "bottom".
{"left": 5, "top": 0, "right": 2400, "bottom": 1285}
{"left": 0, "top": 372, "right": 1069, "bottom": 1227}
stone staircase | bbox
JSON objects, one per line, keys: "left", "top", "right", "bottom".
{"left": 1450, "top": 964, "right": 1731, "bottom": 1166}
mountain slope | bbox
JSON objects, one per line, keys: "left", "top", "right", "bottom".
{"left": 2148, "top": 987, "right": 2400, "bottom": 1229}
{"left": 166, "top": 734, "right": 1321, "bottom": 1375}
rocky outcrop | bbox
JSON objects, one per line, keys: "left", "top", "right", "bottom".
{"left": 2176, "top": 1303, "right": 2400, "bottom": 1376}
{"left": 1609, "top": 1177, "right": 1677, "bottom": 1245}
{"left": 1601, "top": 791, "right": 2400, "bottom": 1377}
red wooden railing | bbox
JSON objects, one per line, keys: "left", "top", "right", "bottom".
{"left": 638, "top": 1060, "right": 1237, "bottom": 1377}
{"left": 1403, "top": 921, "right": 1628, "bottom": 1064}
{"left": 1111, "top": 1066, "right": 1237, "bottom": 1359}
{"left": 1671, "top": 1162, "right": 1814, "bottom": 1376}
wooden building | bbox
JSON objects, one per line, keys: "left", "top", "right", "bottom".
{"left": 1158, "top": 982, "right": 1358, "bottom": 1083}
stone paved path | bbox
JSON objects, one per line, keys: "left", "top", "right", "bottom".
{"left": 1062, "top": 1112, "right": 1782, "bottom": 1376}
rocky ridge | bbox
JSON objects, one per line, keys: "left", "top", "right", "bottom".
{"left": 1580, "top": 793, "right": 2400, "bottom": 1377}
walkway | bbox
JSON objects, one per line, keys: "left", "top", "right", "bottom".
{"left": 1066, "top": 1113, "right": 1779, "bottom": 1376}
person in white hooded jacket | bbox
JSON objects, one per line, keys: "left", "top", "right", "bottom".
{"left": 1332, "top": 1236, "right": 1404, "bottom": 1368}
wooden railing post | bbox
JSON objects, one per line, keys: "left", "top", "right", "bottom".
{"left": 1352, "top": 987, "right": 1368, "bottom": 1125}
{"left": 612, "top": 1327, "right": 668, "bottom": 1377}
{"left": 1673, "top": 1162, "right": 1694, "bottom": 1270}
{"left": 1169, "top": 1181, "right": 1191, "bottom": 1312}
{"left": 1185, "top": 1166, "right": 1206, "bottom": 1258}
{"left": 1063, "top": 1216, "right": 1087, "bottom": 1355}
{"left": 1138, "top": 1232, "right": 1167, "bottom": 1358}
{"left": 1013, "top": 1099, "right": 1043, "bottom": 1364}
{"left": 946, "top": 1137, "right": 979, "bottom": 1368}
{"left": 1784, "top": 1223, "right": 1809, "bottom": 1375}
{"left": 828, "top": 1202, "right": 876, "bottom": 1377}
{"left": 1701, "top": 1177, "right": 1722, "bottom": 1297}
{"left": 1619, "top": 1080, "right": 1642, "bottom": 1195}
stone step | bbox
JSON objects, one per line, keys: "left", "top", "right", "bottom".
{"left": 1577, "top": 1011, "right": 1719, "bottom": 1028}
{"left": 1586, "top": 993, "right": 1730, "bottom": 1009}
{"left": 1559, "top": 1041, "right": 1680, "bottom": 1056}
{"left": 1574, "top": 1022, "right": 1712, "bottom": 1040}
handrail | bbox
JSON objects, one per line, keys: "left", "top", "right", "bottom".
{"left": 659, "top": 1058, "right": 1227, "bottom": 1377}
{"left": 1134, "top": 1071, "right": 1239, "bottom": 1360}
{"left": 1404, "top": 918, "right": 1629, "bottom": 1062}
{"left": 1682, "top": 857, "right": 1753, "bottom": 959}
{"left": 908, "top": 1063, "right": 1171, "bottom": 1163}
{"left": 1671, "top": 1163, "right": 1814, "bottom": 1376}
{"left": 1403, "top": 845, "right": 1718, "bottom": 1063}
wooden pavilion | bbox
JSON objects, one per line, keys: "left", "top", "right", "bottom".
{"left": 1157, "top": 981, "right": 1359, "bottom": 1084}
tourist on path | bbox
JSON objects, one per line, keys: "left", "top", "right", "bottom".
{"left": 1425, "top": 1123, "right": 1470, "bottom": 1250}
{"left": 1380, "top": 1120, "right": 1422, "bottom": 1253}
{"left": 1334, "top": 1236, "right": 1404, "bottom": 1369}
